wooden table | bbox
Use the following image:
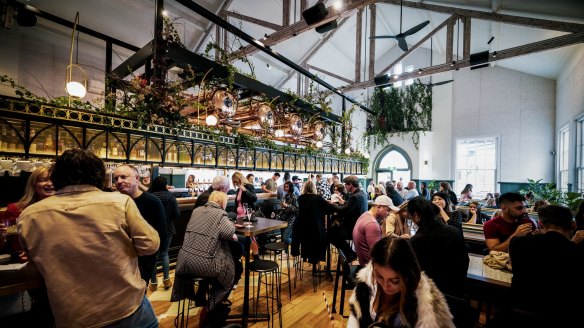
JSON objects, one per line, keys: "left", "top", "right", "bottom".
{"left": 466, "top": 254, "right": 512, "bottom": 324}
{"left": 467, "top": 254, "right": 512, "bottom": 288}
{"left": 0, "top": 261, "right": 43, "bottom": 297}
{"left": 233, "top": 217, "right": 288, "bottom": 328}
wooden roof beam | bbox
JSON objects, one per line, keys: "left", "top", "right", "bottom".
{"left": 193, "top": 0, "right": 233, "bottom": 53}
{"left": 230, "top": 0, "right": 378, "bottom": 59}
{"left": 276, "top": 17, "right": 349, "bottom": 89}
{"left": 225, "top": 11, "right": 282, "bottom": 31}
{"left": 379, "top": 15, "right": 457, "bottom": 75}
{"left": 306, "top": 64, "right": 354, "bottom": 85}
{"left": 343, "top": 31, "right": 584, "bottom": 92}
{"left": 379, "top": 0, "right": 584, "bottom": 33}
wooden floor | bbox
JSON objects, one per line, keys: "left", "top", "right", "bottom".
{"left": 148, "top": 255, "right": 490, "bottom": 328}
{"left": 149, "top": 256, "right": 351, "bottom": 328}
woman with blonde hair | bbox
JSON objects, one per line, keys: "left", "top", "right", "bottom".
{"left": 384, "top": 202, "right": 412, "bottom": 238}
{"left": 1, "top": 166, "right": 55, "bottom": 262}
{"left": 373, "top": 183, "right": 387, "bottom": 200}
{"left": 1, "top": 166, "right": 55, "bottom": 225}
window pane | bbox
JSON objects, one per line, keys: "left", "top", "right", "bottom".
{"left": 455, "top": 138, "right": 497, "bottom": 198}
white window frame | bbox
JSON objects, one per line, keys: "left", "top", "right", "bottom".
{"left": 558, "top": 126, "right": 570, "bottom": 192}
{"left": 576, "top": 118, "right": 584, "bottom": 192}
{"left": 454, "top": 137, "right": 498, "bottom": 198}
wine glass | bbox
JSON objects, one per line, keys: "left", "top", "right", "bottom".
{"left": 245, "top": 206, "right": 254, "bottom": 228}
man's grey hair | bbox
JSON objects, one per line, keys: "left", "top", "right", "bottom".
{"left": 212, "top": 175, "right": 230, "bottom": 192}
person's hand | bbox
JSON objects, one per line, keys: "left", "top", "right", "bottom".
{"left": 469, "top": 207, "right": 477, "bottom": 214}
{"left": 400, "top": 233, "right": 411, "bottom": 239}
{"left": 572, "top": 230, "right": 584, "bottom": 244}
{"left": 514, "top": 223, "right": 533, "bottom": 237}
{"left": 239, "top": 181, "right": 246, "bottom": 191}
{"left": 232, "top": 234, "right": 238, "bottom": 241}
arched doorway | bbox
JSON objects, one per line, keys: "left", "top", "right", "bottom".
{"left": 373, "top": 145, "right": 412, "bottom": 184}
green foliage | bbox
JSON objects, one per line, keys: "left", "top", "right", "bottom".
{"left": 0, "top": 75, "right": 95, "bottom": 111}
{"left": 364, "top": 83, "right": 432, "bottom": 149}
{"left": 426, "top": 180, "right": 439, "bottom": 192}
{"left": 101, "top": 66, "right": 211, "bottom": 129}
{"left": 520, "top": 178, "right": 584, "bottom": 213}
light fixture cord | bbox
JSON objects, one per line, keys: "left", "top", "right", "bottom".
{"left": 68, "top": 12, "right": 79, "bottom": 82}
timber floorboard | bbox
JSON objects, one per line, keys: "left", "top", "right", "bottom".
{"left": 149, "top": 256, "right": 488, "bottom": 327}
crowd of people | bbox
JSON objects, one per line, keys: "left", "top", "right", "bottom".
{"left": 2, "top": 154, "right": 584, "bottom": 327}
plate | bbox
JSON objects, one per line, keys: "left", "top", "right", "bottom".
{"left": 234, "top": 224, "right": 245, "bottom": 228}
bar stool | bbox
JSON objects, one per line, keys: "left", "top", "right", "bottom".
{"left": 249, "top": 259, "right": 282, "bottom": 328}
{"left": 263, "top": 241, "right": 292, "bottom": 300}
{"left": 174, "top": 276, "right": 210, "bottom": 328}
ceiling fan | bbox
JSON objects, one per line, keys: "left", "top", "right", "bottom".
{"left": 369, "top": 0, "right": 430, "bottom": 52}
{"left": 417, "top": 38, "right": 453, "bottom": 91}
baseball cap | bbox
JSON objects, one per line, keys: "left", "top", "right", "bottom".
{"left": 292, "top": 175, "right": 300, "bottom": 181}
{"left": 374, "top": 195, "right": 399, "bottom": 211}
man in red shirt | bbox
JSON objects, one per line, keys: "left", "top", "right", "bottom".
{"left": 483, "top": 192, "right": 537, "bottom": 252}
{"left": 352, "top": 195, "right": 398, "bottom": 266}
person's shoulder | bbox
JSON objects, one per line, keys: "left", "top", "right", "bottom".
{"left": 139, "top": 191, "right": 164, "bottom": 207}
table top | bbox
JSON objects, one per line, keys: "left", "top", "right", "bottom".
{"left": 467, "top": 254, "right": 512, "bottom": 288}
{"left": 234, "top": 217, "right": 288, "bottom": 237}
{"left": 0, "top": 262, "right": 44, "bottom": 297}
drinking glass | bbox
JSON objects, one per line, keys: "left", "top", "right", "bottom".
{"left": 244, "top": 207, "right": 254, "bottom": 228}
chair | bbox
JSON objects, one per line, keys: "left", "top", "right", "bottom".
{"left": 263, "top": 241, "right": 292, "bottom": 300}
{"left": 249, "top": 259, "right": 282, "bottom": 328}
{"left": 174, "top": 276, "right": 209, "bottom": 328}
{"left": 443, "top": 293, "right": 480, "bottom": 328}
{"left": 331, "top": 248, "right": 359, "bottom": 316}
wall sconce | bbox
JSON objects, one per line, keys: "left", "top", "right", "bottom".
{"left": 344, "top": 148, "right": 351, "bottom": 155}
{"left": 274, "top": 129, "right": 284, "bottom": 138}
{"left": 364, "top": 153, "right": 370, "bottom": 159}
{"left": 65, "top": 12, "right": 87, "bottom": 104}
{"left": 315, "top": 140, "right": 323, "bottom": 148}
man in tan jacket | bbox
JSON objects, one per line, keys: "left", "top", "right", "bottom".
{"left": 18, "top": 149, "right": 160, "bottom": 328}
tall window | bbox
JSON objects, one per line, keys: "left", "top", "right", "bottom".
{"left": 577, "top": 120, "right": 584, "bottom": 191}
{"left": 376, "top": 148, "right": 411, "bottom": 184}
{"left": 455, "top": 138, "right": 497, "bottom": 197}
{"left": 558, "top": 126, "right": 570, "bottom": 191}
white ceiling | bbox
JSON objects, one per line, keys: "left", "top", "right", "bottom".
{"left": 18, "top": 0, "right": 584, "bottom": 93}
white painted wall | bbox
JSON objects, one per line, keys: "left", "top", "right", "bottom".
{"left": 556, "top": 46, "right": 584, "bottom": 189}
{"left": 452, "top": 66, "right": 556, "bottom": 185}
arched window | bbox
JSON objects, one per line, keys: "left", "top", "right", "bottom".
{"left": 374, "top": 146, "right": 412, "bottom": 184}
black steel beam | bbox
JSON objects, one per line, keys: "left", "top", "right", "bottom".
{"left": 10, "top": 0, "right": 140, "bottom": 52}
{"left": 173, "top": 0, "right": 373, "bottom": 115}
{"left": 111, "top": 41, "right": 154, "bottom": 78}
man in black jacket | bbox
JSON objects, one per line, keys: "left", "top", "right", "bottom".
{"left": 501, "top": 204, "right": 584, "bottom": 327}
{"left": 328, "top": 175, "right": 368, "bottom": 262}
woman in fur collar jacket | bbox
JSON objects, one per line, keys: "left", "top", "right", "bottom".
{"left": 347, "top": 236, "right": 454, "bottom": 328}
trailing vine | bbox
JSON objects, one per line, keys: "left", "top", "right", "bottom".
{"left": 364, "top": 83, "right": 432, "bottom": 149}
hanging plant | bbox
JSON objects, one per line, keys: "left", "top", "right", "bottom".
{"left": 364, "top": 83, "right": 432, "bottom": 149}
